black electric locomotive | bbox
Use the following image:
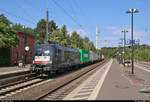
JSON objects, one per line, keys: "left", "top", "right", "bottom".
{"left": 30, "top": 42, "right": 80, "bottom": 75}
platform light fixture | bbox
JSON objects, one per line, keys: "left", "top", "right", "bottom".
{"left": 126, "top": 8, "right": 139, "bottom": 74}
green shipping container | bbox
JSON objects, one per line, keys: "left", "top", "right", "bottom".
{"left": 79, "top": 49, "right": 90, "bottom": 63}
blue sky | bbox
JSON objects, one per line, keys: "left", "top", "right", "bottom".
{"left": 0, "top": 0, "right": 150, "bottom": 48}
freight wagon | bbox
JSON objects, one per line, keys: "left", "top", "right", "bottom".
{"left": 79, "top": 49, "right": 90, "bottom": 63}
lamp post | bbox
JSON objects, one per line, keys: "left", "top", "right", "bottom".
{"left": 23, "top": 25, "right": 27, "bottom": 67}
{"left": 126, "top": 8, "right": 139, "bottom": 74}
{"left": 25, "top": 46, "right": 30, "bottom": 67}
{"left": 118, "top": 41, "right": 122, "bottom": 64}
{"left": 120, "top": 38, "right": 124, "bottom": 64}
{"left": 136, "top": 39, "right": 140, "bottom": 62}
{"left": 122, "top": 30, "right": 128, "bottom": 66}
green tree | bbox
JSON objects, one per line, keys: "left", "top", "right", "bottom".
{"left": 48, "top": 29, "right": 62, "bottom": 44}
{"left": 49, "top": 20, "right": 58, "bottom": 34}
{"left": 12, "top": 24, "right": 34, "bottom": 34}
{"left": 0, "top": 14, "right": 19, "bottom": 48}
{"left": 83, "top": 37, "right": 90, "bottom": 50}
{"left": 89, "top": 41, "right": 96, "bottom": 51}
{"left": 12, "top": 23, "right": 23, "bottom": 31}
{"left": 48, "top": 25, "right": 70, "bottom": 47}
{"left": 24, "top": 27, "right": 35, "bottom": 34}
{"left": 0, "top": 14, "right": 11, "bottom": 26}
{"left": 35, "top": 19, "right": 46, "bottom": 42}
{"left": 35, "top": 19, "right": 58, "bottom": 42}
{"left": 59, "top": 25, "right": 70, "bottom": 46}
{"left": 70, "top": 31, "right": 83, "bottom": 49}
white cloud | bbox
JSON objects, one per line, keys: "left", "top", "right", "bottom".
{"left": 67, "top": 27, "right": 88, "bottom": 38}
{"left": 67, "top": 27, "right": 74, "bottom": 36}
{"left": 76, "top": 28, "right": 87, "bottom": 38}
{"left": 100, "top": 25, "right": 150, "bottom": 47}
{"left": 106, "top": 25, "right": 149, "bottom": 41}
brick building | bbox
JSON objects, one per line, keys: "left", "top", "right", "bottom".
{"left": 0, "top": 31, "right": 36, "bottom": 66}
{"left": 10, "top": 31, "right": 36, "bottom": 65}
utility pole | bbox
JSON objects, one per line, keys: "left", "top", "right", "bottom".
{"left": 46, "top": 8, "right": 49, "bottom": 42}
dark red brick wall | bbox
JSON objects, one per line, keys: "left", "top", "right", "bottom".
{"left": 10, "top": 32, "right": 35, "bottom": 65}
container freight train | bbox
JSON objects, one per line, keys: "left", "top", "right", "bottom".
{"left": 30, "top": 42, "right": 103, "bottom": 76}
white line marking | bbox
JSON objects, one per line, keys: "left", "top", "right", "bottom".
{"left": 135, "top": 64, "right": 150, "bottom": 73}
{"left": 63, "top": 59, "right": 113, "bottom": 100}
{"left": 88, "top": 59, "right": 113, "bottom": 100}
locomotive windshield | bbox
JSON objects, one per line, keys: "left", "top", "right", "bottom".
{"left": 35, "top": 44, "right": 53, "bottom": 56}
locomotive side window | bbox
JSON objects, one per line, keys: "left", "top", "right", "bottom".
{"left": 57, "top": 48, "right": 62, "bottom": 63}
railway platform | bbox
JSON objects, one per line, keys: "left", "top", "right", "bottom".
{"left": 0, "top": 59, "right": 149, "bottom": 100}
{"left": 96, "top": 60, "right": 150, "bottom": 100}
{"left": 64, "top": 59, "right": 150, "bottom": 100}
{"left": 0, "top": 64, "right": 30, "bottom": 76}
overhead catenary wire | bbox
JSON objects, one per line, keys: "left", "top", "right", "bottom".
{"left": 73, "top": 0, "right": 96, "bottom": 39}
{"left": 14, "top": 0, "right": 37, "bottom": 24}
{"left": 51, "top": 0, "right": 83, "bottom": 28}
{"left": 67, "top": 0, "right": 77, "bottom": 19}
{"left": 22, "top": 0, "right": 45, "bottom": 16}
{"left": 51, "top": 0, "right": 90, "bottom": 36}
{"left": 49, "top": 0, "right": 95, "bottom": 45}
{"left": 0, "top": 8, "right": 36, "bottom": 25}
{"left": 73, "top": 0, "right": 87, "bottom": 18}
{"left": 47, "top": 0, "right": 61, "bottom": 23}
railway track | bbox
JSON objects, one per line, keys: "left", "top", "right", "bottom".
{"left": 0, "top": 77, "right": 48, "bottom": 99}
{"left": 0, "top": 73, "right": 36, "bottom": 88}
{"left": 0, "top": 60, "right": 107, "bottom": 100}
{"left": 0, "top": 74, "right": 40, "bottom": 90}
{"left": 0, "top": 69, "right": 32, "bottom": 88}
{"left": 38, "top": 60, "right": 108, "bottom": 100}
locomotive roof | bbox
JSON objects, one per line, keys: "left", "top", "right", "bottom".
{"left": 54, "top": 44, "right": 79, "bottom": 53}
{"left": 65, "top": 47, "right": 79, "bottom": 52}
{"left": 36, "top": 42, "right": 79, "bottom": 53}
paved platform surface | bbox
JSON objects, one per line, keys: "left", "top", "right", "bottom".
{"left": 63, "top": 59, "right": 150, "bottom": 100}
{"left": 0, "top": 65, "right": 30, "bottom": 75}
{"left": 97, "top": 59, "right": 150, "bottom": 100}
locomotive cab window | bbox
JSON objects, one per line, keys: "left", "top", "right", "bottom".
{"left": 35, "top": 44, "right": 53, "bottom": 56}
